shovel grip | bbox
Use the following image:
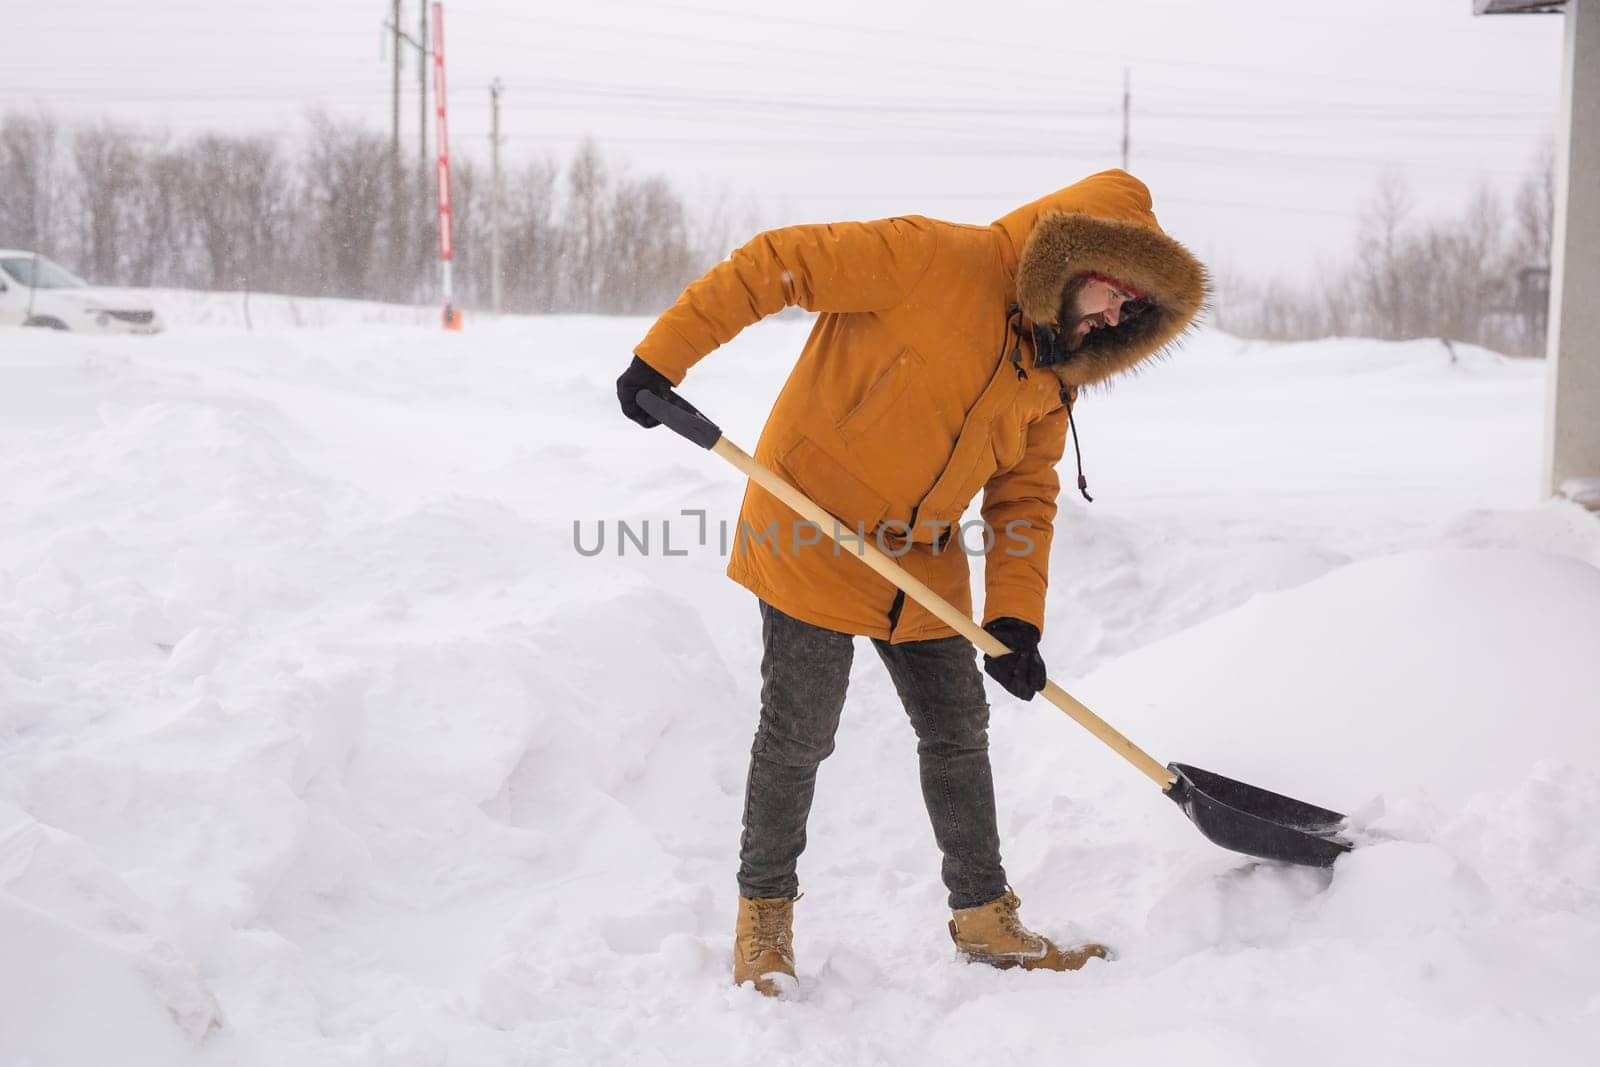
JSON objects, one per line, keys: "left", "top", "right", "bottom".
{"left": 637, "top": 389, "right": 722, "bottom": 449}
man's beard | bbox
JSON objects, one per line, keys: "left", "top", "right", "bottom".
{"left": 1056, "top": 275, "right": 1096, "bottom": 352}
{"left": 1064, "top": 313, "right": 1109, "bottom": 352}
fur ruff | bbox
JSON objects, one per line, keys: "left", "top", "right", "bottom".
{"left": 1015, "top": 211, "right": 1209, "bottom": 389}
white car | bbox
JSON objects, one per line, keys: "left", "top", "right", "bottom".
{"left": 0, "top": 250, "right": 165, "bottom": 334}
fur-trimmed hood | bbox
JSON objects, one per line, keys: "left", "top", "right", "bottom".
{"left": 992, "top": 169, "right": 1208, "bottom": 388}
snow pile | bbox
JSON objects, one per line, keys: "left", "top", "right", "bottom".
{"left": 1, "top": 311, "right": 1597, "bottom": 1065}
{"left": 1076, "top": 548, "right": 1600, "bottom": 802}
{"left": 993, "top": 549, "right": 1600, "bottom": 1063}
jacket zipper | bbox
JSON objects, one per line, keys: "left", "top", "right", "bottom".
{"left": 884, "top": 505, "right": 919, "bottom": 638}
{"left": 887, "top": 303, "right": 1032, "bottom": 640}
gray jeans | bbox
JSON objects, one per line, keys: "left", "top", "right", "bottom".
{"left": 737, "top": 600, "right": 1008, "bottom": 910}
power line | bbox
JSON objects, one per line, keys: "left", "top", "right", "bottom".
{"left": 493, "top": 9, "right": 1559, "bottom": 103}
{"left": 463, "top": 128, "right": 1535, "bottom": 176}
{"left": 11, "top": 77, "right": 1551, "bottom": 129}
{"left": 494, "top": 78, "right": 1119, "bottom": 119}
{"left": 774, "top": 189, "right": 1360, "bottom": 222}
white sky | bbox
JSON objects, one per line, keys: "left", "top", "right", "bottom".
{"left": 6, "top": 0, "right": 1565, "bottom": 283}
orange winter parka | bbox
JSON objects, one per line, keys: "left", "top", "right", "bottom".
{"left": 635, "top": 169, "right": 1206, "bottom": 643}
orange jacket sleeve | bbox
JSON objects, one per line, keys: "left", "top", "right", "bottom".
{"left": 633, "top": 218, "right": 938, "bottom": 384}
{"left": 979, "top": 404, "right": 1068, "bottom": 632}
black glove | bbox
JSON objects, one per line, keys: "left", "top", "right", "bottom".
{"left": 981, "top": 617, "right": 1048, "bottom": 701}
{"left": 616, "top": 355, "right": 676, "bottom": 428}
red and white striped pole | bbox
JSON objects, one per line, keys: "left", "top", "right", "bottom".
{"left": 432, "top": 2, "right": 459, "bottom": 330}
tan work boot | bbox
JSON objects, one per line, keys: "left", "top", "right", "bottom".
{"left": 949, "top": 888, "right": 1110, "bottom": 972}
{"left": 733, "top": 895, "right": 797, "bottom": 996}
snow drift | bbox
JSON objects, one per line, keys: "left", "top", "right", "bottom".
{"left": 1, "top": 304, "right": 1597, "bottom": 1065}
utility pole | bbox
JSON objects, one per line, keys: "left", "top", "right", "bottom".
{"left": 432, "top": 1, "right": 457, "bottom": 329}
{"left": 419, "top": 0, "right": 429, "bottom": 195}
{"left": 390, "top": 0, "right": 401, "bottom": 166}
{"left": 385, "top": 2, "right": 431, "bottom": 295}
{"left": 1121, "top": 67, "right": 1131, "bottom": 172}
{"left": 390, "top": 0, "right": 402, "bottom": 290}
{"left": 490, "top": 79, "right": 504, "bottom": 315}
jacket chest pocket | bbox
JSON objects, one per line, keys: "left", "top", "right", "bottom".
{"left": 837, "top": 347, "right": 922, "bottom": 444}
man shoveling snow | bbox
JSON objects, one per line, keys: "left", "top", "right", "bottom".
{"left": 616, "top": 168, "right": 1207, "bottom": 996}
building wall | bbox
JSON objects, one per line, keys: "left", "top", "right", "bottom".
{"left": 1544, "top": 0, "right": 1600, "bottom": 501}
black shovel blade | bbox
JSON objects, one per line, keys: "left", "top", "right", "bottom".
{"left": 1166, "top": 763, "right": 1353, "bottom": 868}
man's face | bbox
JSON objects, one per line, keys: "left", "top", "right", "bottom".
{"left": 1065, "top": 277, "right": 1140, "bottom": 348}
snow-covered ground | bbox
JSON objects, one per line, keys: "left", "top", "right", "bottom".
{"left": 2, "top": 296, "right": 1598, "bottom": 1066}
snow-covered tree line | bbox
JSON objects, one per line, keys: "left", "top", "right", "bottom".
{"left": 1213, "top": 148, "right": 1556, "bottom": 357}
{"left": 0, "top": 111, "right": 741, "bottom": 314}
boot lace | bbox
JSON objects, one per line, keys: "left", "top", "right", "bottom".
{"left": 751, "top": 899, "right": 794, "bottom": 959}
{"left": 995, "top": 889, "right": 1040, "bottom": 947}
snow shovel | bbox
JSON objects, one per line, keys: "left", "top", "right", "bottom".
{"left": 636, "top": 390, "right": 1353, "bottom": 868}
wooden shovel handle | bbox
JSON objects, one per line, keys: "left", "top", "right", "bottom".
{"left": 707, "top": 433, "right": 1176, "bottom": 791}
{"left": 634, "top": 390, "right": 1174, "bottom": 789}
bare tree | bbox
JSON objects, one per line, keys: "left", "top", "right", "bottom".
{"left": 446, "top": 156, "right": 480, "bottom": 306}
{"left": 503, "top": 157, "right": 561, "bottom": 312}
{"left": 601, "top": 174, "right": 697, "bottom": 314}
{"left": 1508, "top": 141, "right": 1557, "bottom": 356}
{"left": 187, "top": 133, "right": 293, "bottom": 292}
{"left": 1214, "top": 149, "right": 1559, "bottom": 354}
{"left": 125, "top": 139, "right": 191, "bottom": 287}
{"left": 1511, "top": 139, "right": 1556, "bottom": 269}
{"left": 565, "top": 140, "right": 608, "bottom": 309}
{"left": 70, "top": 121, "right": 145, "bottom": 283}
{"left": 1354, "top": 169, "right": 1415, "bottom": 340}
{"left": 1438, "top": 182, "right": 1510, "bottom": 346}
{"left": 0, "top": 111, "right": 66, "bottom": 255}
{"left": 2, "top": 112, "right": 724, "bottom": 315}
{"left": 302, "top": 114, "right": 391, "bottom": 298}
